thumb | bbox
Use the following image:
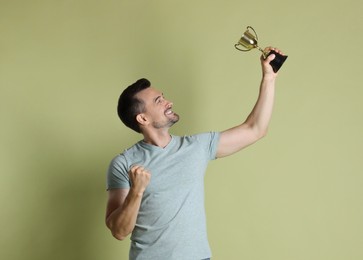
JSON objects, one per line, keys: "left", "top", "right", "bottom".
{"left": 266, "top": 53, "right": 276, "bottom": 62}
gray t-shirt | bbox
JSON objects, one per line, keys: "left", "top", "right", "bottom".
{"left": 107, "top": 132, "right": 220, "bottom": 260}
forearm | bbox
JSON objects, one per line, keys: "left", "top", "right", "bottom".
{"left": 216, "top": 75, "right": 276, "bottom": 158}
{"left": 106, "top": 189, "right": 143, "bottom": 240}
{"left": 216, "top": 48, "right": 281, "bottom": 158}
{"left": 244, "top": 75, "right": 276, "bottom": 137}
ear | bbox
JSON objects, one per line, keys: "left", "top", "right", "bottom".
{"left": 136, "top": 113, "right": 148, "bottom": 126}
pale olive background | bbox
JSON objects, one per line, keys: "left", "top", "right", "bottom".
{"left": 1, "top": 0, "right": 362, "bottom": 260}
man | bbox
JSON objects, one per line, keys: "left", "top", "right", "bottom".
{"left": 106, "top": 47, "right": 284, "bottom": 260}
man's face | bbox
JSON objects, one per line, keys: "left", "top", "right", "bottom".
{"left": 136, "top": 87, "right": 179, "bottom": 129}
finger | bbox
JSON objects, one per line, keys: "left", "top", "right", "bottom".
{"left": 130, "top": 165, "right": 142, "bottom": 172}
{"left": 133, "top": 166, "right": 150, "bottom": 175}
{"left": 136, "top": 168, "right": 147, "bottom": 175}
{"left": 264, "top": 46, "right": 273, "bottom": 53}
{"left": 130, "top": 165, "right": 148, "bottom": 176}
{"left": 271, "top": 47, "right": 284, "bottom": 56}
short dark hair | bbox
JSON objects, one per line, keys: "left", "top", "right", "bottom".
{"left": 117, "top": 78, "right": 151, "bottom": 133}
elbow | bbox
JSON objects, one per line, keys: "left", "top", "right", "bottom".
{"left": 106, "top": 220, "right": 130, "bottom": 241}
{"left": 109, "top": 226, "right": 129, "bottom": 241}
{"left": 112, "top": 231, "right": 127, "bottom": 241}
{"left": 258, "top": 123, "right": 270, "bottom": 138}
{"left": 253, "top": 128, "right": 268, "bottom": 142}
{"left": 248, "top": 123, "right": 269, "bottom": 142}
{"left": 260, "top": 128, "right": 268, "bottom": 139}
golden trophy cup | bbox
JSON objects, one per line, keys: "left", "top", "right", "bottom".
{"left": 235, "top": 26, "right": 287, "bottom": 72}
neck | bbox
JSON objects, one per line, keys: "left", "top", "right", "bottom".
{"left": 142, "top": 129, "right": 172, "bottom": 148}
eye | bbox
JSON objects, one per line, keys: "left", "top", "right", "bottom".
{"left": 154, "top": 93, "right": 165, "bottom": 104}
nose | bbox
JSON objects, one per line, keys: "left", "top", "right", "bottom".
{"left": 164, "top": 98, "right": 173, "bottom": 107}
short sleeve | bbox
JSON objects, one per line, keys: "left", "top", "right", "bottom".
{"left": 195, "top": 132, "right": 220, "bottom": 160}
{"left": 106, "top": 154, "right": 131, "bottom": 190}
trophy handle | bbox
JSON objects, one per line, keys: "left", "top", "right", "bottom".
{"left": 234, "top": 43, "right": 252, "bottom": 52}
{"left": 234, "top": 26, "right": 259, "bottom": 52}
{"left": 247, "top": 26, "right": 258, "bottom": 41}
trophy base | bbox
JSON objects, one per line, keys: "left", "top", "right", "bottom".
{"left": 267, "top": 50, "right": 288, "bottom": 73}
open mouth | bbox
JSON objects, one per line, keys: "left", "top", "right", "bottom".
{"left": 164, "top": 108, "right": 173, "bottom": 116}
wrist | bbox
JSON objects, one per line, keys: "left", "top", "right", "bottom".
{"left": 129, "top": 187, "right": 144, "bottom": 198}
{"left": 262, "top": 74, "right": 277, "bottom": 83}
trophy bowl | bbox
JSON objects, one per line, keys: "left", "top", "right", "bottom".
{"left": 235, "top": 26, "right": 288, "bottom": 72}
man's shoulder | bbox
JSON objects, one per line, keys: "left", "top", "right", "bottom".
{"left": 110, "top": 141, "right": 144, "bottom": 162}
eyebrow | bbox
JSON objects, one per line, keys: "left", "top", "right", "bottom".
{"left": 154, "top": 93, "right": 163, "bottom": 103}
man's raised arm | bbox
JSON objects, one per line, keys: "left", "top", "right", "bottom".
{"left": 216, "top": 47, "right": 283, "bottom": 158}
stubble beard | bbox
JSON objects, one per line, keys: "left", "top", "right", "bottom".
{"left": 152, "top": 113, "right": 180, "bottom": 129}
